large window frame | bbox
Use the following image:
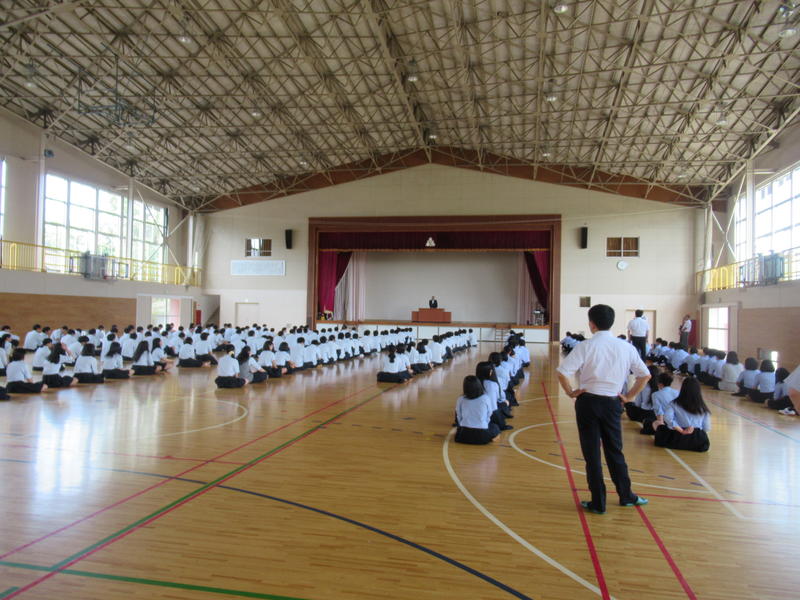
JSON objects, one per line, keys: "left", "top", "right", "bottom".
{"left": 734, "top": 163, "right": 800, "bottom": 262}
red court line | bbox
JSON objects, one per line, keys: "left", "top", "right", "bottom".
{"left": 3, "top": 387, "right": 383, "bottom": 600}
{"left": 541, "top": 382, "right": 611, "bottom": 600}
{"left": 576, "top": 489, "right": 800, "bottom": 508}
{"left": 635, "top": 506, "right": 698, "bottom": 599}
{"left": 0, "top": 383, "right": 375, "bottom": 561}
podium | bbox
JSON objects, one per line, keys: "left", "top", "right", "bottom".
{"left": 412, "top": 308, "right": 451, "bottom": 323}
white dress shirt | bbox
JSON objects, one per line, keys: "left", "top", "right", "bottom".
{"left": 784, "top": 365, "right": 800, "bottom": 393}
{"left": 627, "top": 317, "right": 649, "bottom": 337}
{"left": 557, "top": 330, "right": 649, "bottom": 396}
{"left": 455, "top": 395, "right": 492, "bottom": 429}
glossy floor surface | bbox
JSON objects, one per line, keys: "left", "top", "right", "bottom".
{"left": 1, "top": 344, "right": 798, "bottom": 600}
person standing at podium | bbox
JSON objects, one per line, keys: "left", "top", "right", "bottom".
{"left": 429, "top": 296, "right": 438, "bottom": 308}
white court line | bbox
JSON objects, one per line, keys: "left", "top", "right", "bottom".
{"left": 124, "top": 400, "right": 250, "bottom": 441}
{"left": 509, "top": 424, "right": 712, "bottom": 494}
{"left": 442, "top": 429, "right": 612, "bottom": 599}
{"left": 664, "top": 448, "right": 747, "bottom": 520}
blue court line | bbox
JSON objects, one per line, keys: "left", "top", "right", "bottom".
{"left": 0, "top": 460, "right": 534, "bottom": 599}
{"left": 707, "top": 399, "right": 800, "bottom": 444}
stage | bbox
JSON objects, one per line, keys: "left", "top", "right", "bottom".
{"left": 317, "top": 320, "right": 550, "bottom": 344}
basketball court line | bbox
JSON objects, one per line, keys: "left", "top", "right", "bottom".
{"left": 442, "top": 429, "right": 612, "bottom": 598}
{"left": 541, "top": 386, "right": 611, "bottom": 600}
{"left": 0, "top": 382, "right": 379, "bottom": 563}
{"left": 705, "top": 398, "right": 800, "bottom": 444}
{"left": 2, "top": 386, "right": 390, "bottom": 599}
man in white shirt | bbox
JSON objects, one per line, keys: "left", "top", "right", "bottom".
{"left": 626, "top": 309, "right": 649, "bottom": 361}
{"left": 557, "top": 304, "right": 651, "bottom": 514}
{"left": 679, "top": 315, "right": 692, "bottom": 347}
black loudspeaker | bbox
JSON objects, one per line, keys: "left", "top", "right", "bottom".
{"left": 579, "top": 226, "right": 588, "bottom": 249}
{"left": 285, "top": 229, "right": 293, "bottom": 250}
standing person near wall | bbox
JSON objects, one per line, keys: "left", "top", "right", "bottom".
{"left": 556, "top": 304, "right": 651, "bottom": 514}
{"left": 679, "top": 315, "right": 692, "bottom": 347}
{"left": 627, "top": 309, "right": 649, "bottom": 361}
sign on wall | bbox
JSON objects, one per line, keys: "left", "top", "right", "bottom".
{"left": 230, "top": 260, "right": 286, "bottom": 276}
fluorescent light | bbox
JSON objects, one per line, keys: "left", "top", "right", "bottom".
{"left": 553, "top": 3, "right": 569, "bottom": 14}
{"left": 545, "top": 92, "right": 558, "bottom": 102}
{"left": 779, "top": 24, "right": 798, "bottom": 38}
{"left": 406, "top": 73, "right": 418, "bottom": 83}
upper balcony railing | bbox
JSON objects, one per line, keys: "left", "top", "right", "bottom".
{"left": 696, "top": 246, "right": 799, "bottom": 293}
{"left": 0, "top": 239, "right": 201, "bottom": 287}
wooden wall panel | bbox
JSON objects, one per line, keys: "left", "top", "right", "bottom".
{"left": 738, "top": 307, "right": 800, "bottom": 369}
{"left": 0, "top": 292, "right": 136, "bottom": 337}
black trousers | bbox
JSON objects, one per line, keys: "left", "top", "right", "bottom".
{"left": 75, "top": 373, "right": 105, "bottom": 384}
{"left": 43, "top": 374, "right": 73, "bottom": 388}
{"left": 215, "top": 376, "right": 245, "bottom": 388}
{"left": 624, "top": 402, "right": 655, "bottom": 423}
{"left": 178, "top": 358, "right": 204, "bottom": 368}
{"left": 7, "top": 381, "right": 45, "bottom": 393}
{"left": 377, "top": 371, "right": 410, "bottom": 383}
{"left": 196, "top": 353, "right": 218, "bottom": 365}
{"left": 654, "top": 425, "right": 710, "bottom": 452}
{"left": 630, "top": 336, "right": 647, "bottom": 361}
{"left": 455, "top": 423, "right": 500, "bottom": 445}
{"left": 103, "top": 369, "right": 130, "bottom": 379}
{"left": 575, "top": 393, "right": 637, "bottom": 511}
{"left": 767, "top": 395, "right": 793, "bottom": 410}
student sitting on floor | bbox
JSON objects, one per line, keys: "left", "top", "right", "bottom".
{"left": 302, "top": 340, "right": 321, "bottom": 369}
{"left": 215, "top": 345, "right": 248, "bottom": 388}
{"left": 238, "top": 346, "right": 268, "bottom": 383}
{"left": 258, "top": 340, "right": 285, "bottom": 377}
{"left": 624, "top": 365, "right": 660, "bottom": 423}
{"left": 6, "top": 348, "right": 47, "bottom": 393}
{"left": 178, "top": 337, "right": 208, "bottom": 368}
{"left": 121, "top": 332, "right": 138, "bottom": 361}
{"left": 41, "top": 344, "right": 75, "bottom": 388}
{"left": 0, "top": 340, "right": 8, "bottom": 377}
{"left": 130, "top": 341, "right": 158, "bottom": 376}
{"left": 766, "top": 367, "right": 792, "bottom": 411}
{"left": 410, "top": 341, "right": 432, "bottom": 374}
{"left": 653, "top": 377, "right": 711, "bottom": 452}
{"left": 475, "top": 361, "right": 512, "bottom": 426}
{"left": 706, "top": 350, "right": 726, "bottom": 389}
{"left": 718, "top": 351, "right": 744, "bottom": 393}
{"left": 276, "top": 342, "right": 295, "bottom": 374}
{"left": 682, "top": 347, "right": 700, "bottom": 376}
{"left": 31, "top": 338, "right": 53, "bottom": 372}
{"left": 733, "top": 357, "right": 759, "bottom": 397}
{"left": 454, "top": 375, "right": 501, "bottom": 445}
{"left": 641, "top": 372, "right": 679, "bottom": 435}
{"left": 194, "top": 332, "right": 218, "bottom": 365}
{"left": 749, "top": 359, "right": 775, "bottom": 403}
{"left": 101, "top": 341, "right": 131, "bottom": 379}
{"left": 377, "top": 346, "right": 412, "bottom": 383}
{"left": 74, "top": 344, "right": 105, "bottom": 384}
{"left": 150, "top": 338, "right": 170, "bottom": 372}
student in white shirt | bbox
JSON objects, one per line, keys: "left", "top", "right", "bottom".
{"left": 749, "top": 359, "right": 776, "bottom": 403}
{"left": 626, "top": 310, "right": 650, "bottom": 360}
{"left": 121, "top": 332, "right": 139, "bottom": 361}
{"left": 6, "top": 348, "right": 47, "bottom": 393}
{"left": 733, "top": 357, "right": 759, "bottom": 397}
{"left": 178, "top": 337, "right": 207, "bottom": 368}
{"left": 779, "top": 365, "right": 800, "bottom": 416}
{"left": 42, "top": 345, "right": 76, "bottom": 388}
{"left": 302, "top": 340, "right": 321, "bottom": 369}
{"left": 768, "top": 368, "right": 793, "bottom": 411}
{"left": 556, "top": 304, "right": 650, "bottom": 513}
{"left": 131, "top": 341, "right": 157, "bottom": 376}
{"left": 377, "top": 346, "right": 411, "bottom": 383}
{"left": 238, "top": 346, "right": 267, "bottom": 383}
{"left": 74, "top": 344, "right": 105, "bottom": 384}
{"left": 718, "top": 351, "right": 744, "bottom": 392}
{"left": 289, "top": 337, "right": 307, "bottom": 371}
{"left": 0, "top": 342, "right": 8, "bottom": 377}
{"left": 194, "top": 332, "right": 218, "bottom": 365}
{"left": 475, "top": 361, "right": 513, "bottom": 425}
{"left": 454, "top": 375, "right": 500, "bottom": 445}
{"left": 215, "top": 345, "right": 247, "bottom": 388}
{"left": 624, "top": 365, "right": 660, "bottom": 423}
{"left": 102, "top": 341, "right": 131, "bottom": 379}
{"left": 653, "top": 377, "right": 711, "bottom": 452}
{"left": 257, "top": 340, "right": 284, "bottom": 377}
{"left": 23, "top": 325, "right": 43, "bottom": 351}
{"left": 32, "top": 338, "right": 53, "bottom": 372}
{"left": 276, "top": 342, "right": 294, "bottom": 374}
{"left": 151, "top": 338, "right": 170, "bottom": 372}
{"left": 641, "top": 372, "right": 680, "bottom": 435}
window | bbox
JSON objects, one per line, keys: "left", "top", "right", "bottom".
{"left": 42, "top": 173, "right": 168, "bottom": 271}
{"left": 606, "top": 237, "right": 639, "bottom": 257}
{"left": 151, "top": 297, "right": 181, "bottom": 327}
{"left": 734, "top": 163, "right": 800, "bottom": 261}
{"left": 245, "top": 238, "right": 271, "bottom": 257}
{"left": 707, "top": 306, "right": 729, "bottom": 351}
{"left": 0, "top": 159, "right": 6, "bottom": 237}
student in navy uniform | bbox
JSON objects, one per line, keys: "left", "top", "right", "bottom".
{"left": 653, "top": 377, "right": 711, "bottom": 452}
{"left": 6, "top": 348, "right": 47, "bottom": 393}
{"left": 215, "top": 345, "right": 248, "bottom": 388}
{"left": 74, "top": 344, "right": 105, "bottom": 384}
{"left": 749, "top": 359, "right": 775, "bottom": 403}
{"left": 42, "top": 345, "right": 76, "bottom": 388}
{"left": 556, "top": 304, "right": 650, "bottom": 514}
{"left": 101, "top": 341, "right": 131, "bottom": 379}
{"left": 454, "top": 375, "right": 501, "bottom": 445}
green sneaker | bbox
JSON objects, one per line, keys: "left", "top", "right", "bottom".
{"left": 580, "top": 501, "right": 606, "bottom": 514}
{"left": 622, "top": 496, "right": 649, "bottom": 507}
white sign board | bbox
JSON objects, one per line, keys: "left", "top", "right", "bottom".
{"left": 230, "top": 260, "right": 286, "bottom": 276}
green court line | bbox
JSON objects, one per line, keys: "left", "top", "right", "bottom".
{"left": 0, "top": 588, "right": 20, "bottom": 599}
{"left": 0, "top": 560, "right": 309, "bottom": 600}
{"left": 51, "top": 388, "right": 387, "bottom": 571}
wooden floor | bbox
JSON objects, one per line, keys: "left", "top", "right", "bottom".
{"left": 1, "top": 344, "right": 798, "bottom": 600}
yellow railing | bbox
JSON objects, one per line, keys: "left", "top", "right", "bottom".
{"left": 0, "top": 239, "right": 202, "bottom": 287}
{"left": 696, "top": 246, "right": 799, "bottom": 292}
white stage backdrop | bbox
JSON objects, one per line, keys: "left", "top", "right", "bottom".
{"left": 364, "top": 252, "right": 518, "bottom": 322}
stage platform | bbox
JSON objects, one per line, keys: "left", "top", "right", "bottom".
{"left": 316, "top": 320, "right": 551, "bottom": 343}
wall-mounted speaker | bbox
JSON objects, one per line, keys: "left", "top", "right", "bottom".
{"left": 579, "top": 226, "right": 588, "bottom": 249}
{"left": 285, "top": 229, "right": 293, "bottom": 250}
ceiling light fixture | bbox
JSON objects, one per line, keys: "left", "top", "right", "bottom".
{"left": 779, "top": 23, "right": 798, "bottom": 37}
{"left": 545, "top": 92, "right": 558, "bottom": 102}
{"left": 778, "top": 2, "right": 799, "bottom": 37}
{"left": 553, "top": 3, "right": 569, "bottom": 14}
{"left": 406, "top": 73, "right": 419, "bottom": 83}
{"left": 177, "top": 33, "right": 192, "bottom": 44}
{"left": 299, "top": 160, "right": 309, "bottom": 168}
{"left": 250, "top": 109, "right": 262, "bottom": 118}
{"left": 427, "top": 133, "right": 438, "bottom": 140}
{"left": 715, "top": 112, "right": 728, "bottom": 126}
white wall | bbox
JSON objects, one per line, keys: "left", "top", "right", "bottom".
{"left": 364, "top": 252, "right": 517, "bottom": 322}
{"left": 204, "top": 163, "right": 700, "bottom": 337}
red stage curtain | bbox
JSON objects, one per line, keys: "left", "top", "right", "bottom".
{"left": 524, "top": 251, "right": 550, "bottom": 311}
{"left": 317, "top": 252, "right": 352, "bottom": 313}
{"left": 319, "top": 230, "right": 549, "bottom": 251}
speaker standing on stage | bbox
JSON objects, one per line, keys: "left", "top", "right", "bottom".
{"left": 556, "top": 304, "right": 651, "bottom": 514}
{"left": 429, "top": 296, "right": 438, "bottom": 308}
{"left": 627, "top": 309, "right": 649, "bottom": 360}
